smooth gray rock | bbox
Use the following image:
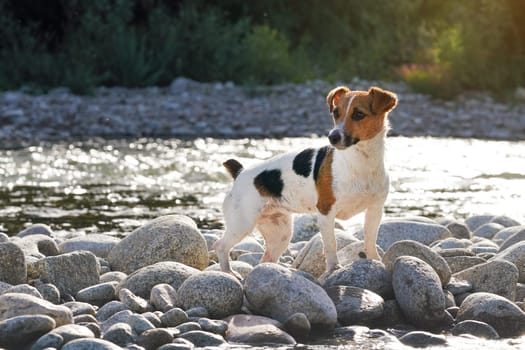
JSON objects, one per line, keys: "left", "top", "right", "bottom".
{"left": 108, "top": 215, "right": 208, "bottom": 273}
{"left": 102, "top": 322, "right": 134, "bottom": 347}
{"left": 117, "top": 261, "right": 199, "bottom": 299}
{"left": 96, "top": 301, "right": 130, "bottom": 322}
{"left": 0, "top": 315, "right": 56, "bottom": 348}
{"left": 326, "top": 285, "right": 384, "bottom": 326}
{"left": 244, "top": 263, "right": 337, "bottom": 329}
{"left": 233, "top": 236, "right": 264, "bottom": 253}
{"left": 0, "top": 292, "right": 73, "bottom": 326}
{"left": 198, "top": 318, "right": 228, "bottom": 335}
{"left": 431, "top": 237, "right": 471, "bottom": 250}
{"left": 179, "top": 330, "right": 227, "bottom": 347}
{"left": 356, "top": 220, "right": 451, "bottom": 251}
{"left": 446, "top": 278, "right": 473, "bottom": 295}
{"left": 205, "top": 260, "right": 254, "bottom": 279}
{"left": 444, "top": 255, "right": 486, "bottom": 274}
{"left": 62, "top": 338, "right": 123, "bottom": 350}
{"left": 4, "top": 284, "right": 42, "bottom": 298}
{"left": 493, "top": 241, "right": 525, "bottom": 283}
{"left": 323, "top": 259, "right": 393, "bottom": 298}
{"left": 34, "top": 251, "right": 100, "bottom": 296}
{"left": 160, "top": 308, "right": 188, "bottom": 327}
{"left": 493, "top": 226, "right": 524, "bottom": 245}
{"left": 17, "top": 224, "right": 53, "bottom": 238}
{"left": 451, "top": 320, "right": 500, "bottom": 339}
{"left": 453, "top": 259, "right": 519, "bottom": 300}
{"left": 399, "top": 331, "right": 447, "bottom": 347}
{"left": 490, "top": 215, "right": 521, "bottom": 227}
{"left": 236, "top": 252, "right": 263, "bottom": 266}
{"left": 150, "top": 283, "right": 177, "bottom": 312}
{"left": 498, "top": 226, "right": 525, "bottom": 251}
{"left": 76, "top": 282, "right": 117, "bottom": 306}
{"left": 382, "top": 240, "right": 451, "bottom": 286}
{"left": 473, "top": 223, "right": 504, "bottom": 239}
{"left": 0, "top": 242, "right": 27, "bottom": 285}
{"left": 34, "top": 281, "right": 61, "bottom": 304}
{"left": 58, "top": 234, "right": 120, "bottom": 258}
{"left": 456, "top": 292, "right": 525, "bottom": 338}
{"left": 224, "top": 314, "right": 296, "bottom": 345}
{"left": 465, "top": 215, "right": 495, "bottom": 232}
{"left": 100, "top": 310, "right": 133, "bottom": 334}
{"left": 186, "top": 306, "right": 208, "bottom": 318}
{"left": 13, "top": 234, "right": 60, "bottom": 259}
{"left": 63, "top": 301, "right": 96, "bottom": 317}
{"left": 292, "top": 231, "right": 358, "bottom": 277}
{"left": 118, "top": 288, "right": 150, "bottom": 313}
{"left": 175, "top": 321, "right": 201, "bottom": 333}
{"left": 283, "top": 312, "right": 310, "bottom": 340}
{"left": 99, "top": 271, "right": 127, "bottom": 284}
{"left": 292, "top": 214, "right": 319, "bottom": 243}
{"left": 176, "top": 271, "right": 243, "bottom": 318}
{"left": 392, "top": 256, "right": 453, "bottom": 329}
{"left": 32, "top": 324, "right": 95, "bottom": 349}
{"left": 376, "top": 299, "right": 407, "bottom": 328}
{"left": 136, "top": 328, "right": 174, "bottom": 350}
{"left": 158, "top": 338, "right": 194, "bottom": 350}
{"left": 336, "top": 241, "right": 384, "bottom": 267}
{"left": 127, "top": 313, "right": 155, "bottom": 335}
{"left": 445, "top": 221, "right": 471, "bottom": 239}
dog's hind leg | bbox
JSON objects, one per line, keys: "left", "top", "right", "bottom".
{"left": 256, "top": 210, "right": 292, "bottom": 264}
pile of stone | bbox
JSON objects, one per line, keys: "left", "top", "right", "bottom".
{"left": 1, "top": 78, "right": 525, "bottom": 148}
{"left": 0, "top": 213, "right": 525, "bottom": 349}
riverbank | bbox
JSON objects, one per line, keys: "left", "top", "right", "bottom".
{"left": 1, "top": 78, "right": 525, "bottom": 148}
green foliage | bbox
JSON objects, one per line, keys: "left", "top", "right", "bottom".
{"left": 0, "top": 0, "right": 524, "bottom": 96}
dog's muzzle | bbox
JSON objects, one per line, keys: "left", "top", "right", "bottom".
{"left": 328, "top": 129, "right": 359, "bottom": 148}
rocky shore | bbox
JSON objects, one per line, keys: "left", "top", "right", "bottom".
{"left": 1, "top": 78, "right": 525, "bottom": 148}
{"left": 1, "top": 213, "right": 525, "bottom": 349}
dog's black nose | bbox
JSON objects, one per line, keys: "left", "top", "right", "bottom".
{"left": 328, "top": 130, "right": 341, "bottom": 145}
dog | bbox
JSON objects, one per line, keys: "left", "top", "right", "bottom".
{"left": 213, "top": 86, "right": 398, "bottom": 277}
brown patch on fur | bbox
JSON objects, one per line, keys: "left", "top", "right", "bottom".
{"left": 223, "top": 159, "right": 243, "bottom": 179}
{"left": 315, "top": 149, "right": 336, "bottom": 215}
{"left": 260, "top": 211, "right": 286, "bottom": 226}
{"left": 326, "top": 86, "right": 350, "bottom": 113}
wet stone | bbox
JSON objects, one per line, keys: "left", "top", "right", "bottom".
{"left": 399, "top": 331, "right": 447, "bottom": 347}
{"left": 451, "top": 320, "right": 500, "bottom": 339}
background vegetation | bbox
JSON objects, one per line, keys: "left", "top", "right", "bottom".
{"left": 1, "top": 0, "right": 524, "bottom": 97}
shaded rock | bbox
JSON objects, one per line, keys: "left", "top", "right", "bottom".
{"left": 445, "top": 221, "right": 471, "bottom": 239}
{"left": 493, "top": 226, "right": 523, "bottom": 245}
{"left": 325, "top": 285, "right": 384, "bottom": 326}
{"left": 323, "top": 259, "right": 393, "bottom": 298}
{"left": 392, "top": 256, "right": 453, "bottom": 329}
{"left": 128, "top": 313, "right": 155, "bottom": 335}
{"left": 186, "top": 306, "right": 208, "bottom": 318}
{"left": 17, "top": 224, "right": 53, "bottom": 238}
{"left": 76, "top": 282, "right": 117, "bottom": 306}
{"left": 158, "top": 338, "right": 194, "bottom": 350}
{"left": 176, "top": 271, "right": 243, "bottom": 318}
{"left": 179, "top": 330, "right": 227, "bottom": 347}
{"left": 0, "top": 281, "right": 12, "bottom": 294}
{"left": 62, "top": 338, "right": 123, "bottom": 350}
{"left": 446, "top": 278, "right": 473, "bottom": 295}
{"left": 136, "top": 328, "right": 174, "bottom": 350}
{"left": 34, "top": 281, "right": 61, "bottom": 304}
{"left": 356, "top": 221, "right": 451, "bottom": 251}
{"left": 490, "top": 215, "right": 521, "bottom": 227}
{"left": 224, "top": 314, "right": 295, "bottom": 345}
{"left": 236, "top": 252, "right": 263, "bottom": 266}
{"left": 108, "top": 215, "right": 208, "bottom": 273}
{"left": 33, "top": 324, "right": 95, "bottom": 349}
{"left": 451, "top": 320, "right": 500, "bottom": 339}
{"left": 0, "top": 242, "right": 27, "bottom": 285}
{"left": 63, "top": 301, "right": 96, "bottom": 317}
{"left": 102, "top": 322, "right": 134, "bottom": 347}
{"left": 399, "top": 331, "right": 447, "bottom": 347}
{"left": 0, "top": 292, "right": 73, "bottom": 326}
{"left": 233, "top": 236, "right": 264, "bottom": 253}
{"left": 0, "top": 315, "right": 55, "bottom": 348}
{"left": 96, "top": 301, "right": 130, "bottom": 322}
{"left": 292, "top": 214, "right": 319, "bottom": 243}
{"left": 34, "top": 251, "right": 100, "bottom": 296}
{"left": 99, "top": 271, "right": 127, "bottom": 284}
{"left": 283, "top": 313, "right": 310, "bottom": 340}
{"left": 74, "top": 314, "right": 97, "bottom": 323}
{"left": 292, "top": 231, "right": 358, "bottom": 277}
{"left": 175, "top": 321, "right": 201, "bottom": 333}
{"left": 198, "top": 318, "right": 228, "bottom": 335}
{"left": 100, "top": 310, "right": 133, "bottom": 334}
{"left": 382, "top": 240, "right": 451, "bottom": 286}
{"left": 58, "top": 234, "right": 120, "bottom": 258}
{"left": 431, "top": 237, "right": 471, "bottom": 250}
{"left": 204, "top": 260, "right": 253, "bottom": 279}
{"left": 444, "top": 256, "right": 486, "bottom": 274}
{"left": 375, "top": 299, "right": 407, "bottom": 327}
{"left": 453, "top": 259, "right": 519, "bottom": 300}
{"left": 14, "top": 234, "right": 60, "bottom": 258}
{"left": 494, "top": 241, "right": 525, "bottom": 283}
{"left": 244, "top": 263, "right": 337, "bottom": 328}
{"left": 160, "top": 307, "right": 188, "bottom": 327}
{"left": 4, "top": 284, "right": 42, "bottom": 298}
{"left": 117, "top": 261, "right": 199, "bottom": 299}
{"left": 456, "top": 292, "right": 525, "bottom": 338}
{"left": 118, "top": 288, "right": 150, "bottom": 313}
{"left": 336, "top": 241, "right": 385, "bottom": 266}
{"left": 150, "top": 283, "right": 177, "bottom": 312}
{"left": 498, "top": 226, "right": 525, "bottom": 252}
{"left": 473, "top": 223, "right": 504, "bottom": 239}
{"left": 465, "top": 215, "right": 495, "bottom": 232}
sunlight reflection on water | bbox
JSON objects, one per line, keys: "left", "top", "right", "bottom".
{"left": 0, "top": 137, "right": 524, "bottom": 236}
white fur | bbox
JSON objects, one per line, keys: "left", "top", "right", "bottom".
{"left": 214, "top": 124, "right": 390, "bottom": 276}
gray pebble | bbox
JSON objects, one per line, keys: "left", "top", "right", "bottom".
{"left": 96, "top": 301, "right": 131, "bottom": 322}
{"left": 160, "top": 308, "right": 188, "bottom": 327}
{"left": 103, "top": 322, "right": 135, "bottom": 347}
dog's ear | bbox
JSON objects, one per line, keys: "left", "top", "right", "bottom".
{"left": 369, "top": 87, "right": 397, "bottom": 115}
{"left": 326, "top": 86, "right": 350, "bottom": 113}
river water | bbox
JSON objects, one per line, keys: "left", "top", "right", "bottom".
{"left": 1, "top": 136, "right": 524, "bottom": 237}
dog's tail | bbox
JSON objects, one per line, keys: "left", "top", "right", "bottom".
{"left": 223, "top": 159, "right": 243, "bottom": 180}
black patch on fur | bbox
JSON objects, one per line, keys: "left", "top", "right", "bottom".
{"left": 223, "top": 159, "right": 243, "bottom": 179}
{"left": 293, "top": 148, "right": 314, "bottom": 177}
{"left": 253, "top": 169, "right": 284, "bottom": 198}
{"left": 313, "top": 146, "right": 332, "bottom": 182}
{"left": 358, "top": 251, "right": 367, "bottom": 259}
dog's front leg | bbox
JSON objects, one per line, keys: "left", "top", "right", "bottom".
{"left": 363, "top": 203, "right": 384, "bottom": 260}
{"left": 318, "top": 211, "right": 341, "bottom": 272}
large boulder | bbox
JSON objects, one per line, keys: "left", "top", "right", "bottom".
{"left": 108, "top": 215, "right": 208, "bottom": 273}
{"left": 117, "top": 261, "right": 199, "bottom": 299}
{"left": 392, "top": 256, "right": 453, "bottom": 329}
{"left": 244, "top": 263, "right": 337, "bottom": 329}
{"left": 456, "top": 292, "right": 525, "bottom": 338}
{"left": 176, "top": 271, "right": 244, "bottom": 318}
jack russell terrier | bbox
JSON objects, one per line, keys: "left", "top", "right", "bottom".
{"left": 214, "top": 86, "right": 398, "bottom": 277}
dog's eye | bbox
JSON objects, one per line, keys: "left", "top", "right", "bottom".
{"left": 352, "top": 109, "right": 366, "bottom": 121}
{"left": 332, "top": 107, "right": 340, "bottom": 119}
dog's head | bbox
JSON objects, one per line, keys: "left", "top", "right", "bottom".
{"left": 325, "top": 86, "right": 397, "bottom": 149}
